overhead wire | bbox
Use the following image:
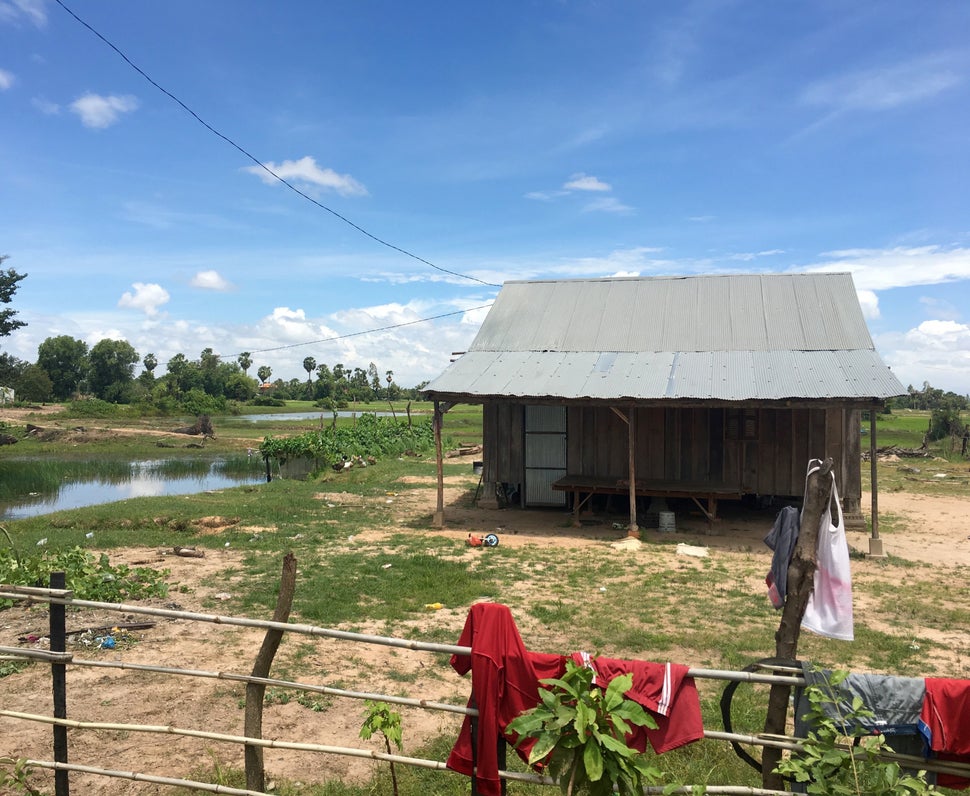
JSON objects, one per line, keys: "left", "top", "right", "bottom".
{"left": 52, "top": 0, "right": 501, "bottom": 290}
{"left": 225, "top": 304, "right": 491, "bottom": 359}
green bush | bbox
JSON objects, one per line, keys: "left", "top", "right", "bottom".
{"left": 0, "top": 545, "right": 169, "bottom": 608}
{"left": 259, "top": 413, "right": 434, "bottom": 465}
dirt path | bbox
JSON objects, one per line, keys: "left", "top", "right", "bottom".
{"left": 1, "top": 447, "right": 969, "bottom": 793}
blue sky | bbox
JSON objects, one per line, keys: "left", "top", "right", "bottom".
{"left": 2, "top": 0, "right": 969, "bottom": 393}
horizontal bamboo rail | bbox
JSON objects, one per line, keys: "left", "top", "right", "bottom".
{"left": 4, "top": 584, "right": 967, "bottom": 793}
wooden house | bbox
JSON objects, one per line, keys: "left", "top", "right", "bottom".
{"left": 423, "top": 273, "right": 905, "bottom": 537}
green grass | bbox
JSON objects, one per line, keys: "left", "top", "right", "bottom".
{"left": 2, "top": 403, "right": 966, "bottom": 794}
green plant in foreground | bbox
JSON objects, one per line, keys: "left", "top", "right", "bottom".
{"left": 506, "top": 659, "right": 676, "bottom": 796}
{"left": 0, "top": 546, "right": 169, "bottom": 607}
{"left": 0, "top": 757, "right": 48, "bottom": 795}
{"left": 359, "top": 700, "right": 403, "bottom": 796}
{"left": 775, "top": 669, "right": 937, "bottom": 795}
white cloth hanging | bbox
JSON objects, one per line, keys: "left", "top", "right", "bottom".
{"left": 801, "top": 459, "right": 854, "bottom": 641}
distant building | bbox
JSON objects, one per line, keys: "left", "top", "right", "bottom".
{"left": 424, "top": 272, "right": 905, "bottom": 531}
{"left": 0, "top": 386, "right": 13, "bottom": 405}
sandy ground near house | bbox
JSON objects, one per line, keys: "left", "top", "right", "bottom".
{"left": 1, "top": 450, "right": 969, "bottom": 793}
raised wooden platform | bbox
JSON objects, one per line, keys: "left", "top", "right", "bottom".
{"left": 551, "top": 475, "right": 742, "bottom": 530}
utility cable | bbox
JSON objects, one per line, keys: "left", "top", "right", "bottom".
{"left": 53, "top": 0, "right": 500, "bottom": 289}
{"left": 226, "top": 304, "right": 491, "bottom": 359}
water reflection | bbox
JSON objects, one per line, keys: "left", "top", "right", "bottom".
{"left": 241, "top": 410, "right": 398, "bottom": 422}
{"left": 0, "top": 458, "right": 263, "bottom": 520}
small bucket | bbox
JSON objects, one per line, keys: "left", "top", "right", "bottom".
{"left": 658, "top": 511, "right": 676, "bottom": 533}
{"left": 472, "top": 460, "right": 483, "bottom": 476}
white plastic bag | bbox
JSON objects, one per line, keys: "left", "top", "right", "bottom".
{"left": 801, "top": 461, "right": 854, "bottom": 641}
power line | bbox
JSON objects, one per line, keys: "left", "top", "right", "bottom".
{"left": 53, "top": 0, "right": 501, "bottom": 289}
{"left": 225, "top": 304, "right": 491, "bottom": 360}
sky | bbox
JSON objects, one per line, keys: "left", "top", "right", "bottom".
{"left": 1, "top": 0, "right": 969, "bottom": 394}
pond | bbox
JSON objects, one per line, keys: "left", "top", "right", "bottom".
{"left": 0, "top": 457, "right": 265, "bottom": 520}
{"left": 240, "top": 410, "right": 400, "bottom": 422}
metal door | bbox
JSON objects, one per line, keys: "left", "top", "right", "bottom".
{"left": 524, "top": 405, "right": 567, "bottom": 506}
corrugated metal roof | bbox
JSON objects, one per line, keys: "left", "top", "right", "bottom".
{"left": 469, "top": 273, "right": 874, "bottom": 353}
{"left": 425, "top": 273, "right": 906, "bottom": 401}
{"left": 427, "top": 350, "right": 905, "bottom": 401}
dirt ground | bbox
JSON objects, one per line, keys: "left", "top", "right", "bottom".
{"left": 1, "top": 445, "right": 969, "bottom": 793}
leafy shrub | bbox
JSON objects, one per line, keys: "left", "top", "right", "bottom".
{"left": 248, "top": 395, "right": 286, "bottom": 407}
{"left": 180, "top": 388, "right": 227, "bottom": 416}
{"left": 64, "top": 398, "right": 124, "bottom": 418}
{"left": 0, "top": 546, "right": 169, "bottom": 608}
{"left": 259, "top": 413, "right": 434, "bottom": 465}
{"left": 506, "top": 659, "right": 666, "bottom": 796}
{"left": 927, "top": 407, "right": 966, "bottom": 442}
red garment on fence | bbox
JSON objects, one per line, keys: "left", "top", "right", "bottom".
{"left": 446, "top": 602, "right": 566, "bottom": 796}
{"left": 920, "top": 678, "right": 970, "bottom": 789}
{"left": 570, "top": 652, "right": 704, "bottom": 754}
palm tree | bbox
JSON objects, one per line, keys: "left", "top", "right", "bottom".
{"left": 237, "top": 352, "right": 252, "bottom": 376}
{"left": 257, "top": 365, "right": 271, "bottom": 384}
{"left": 303, "top": 356, "right": 317, "bottom": 398}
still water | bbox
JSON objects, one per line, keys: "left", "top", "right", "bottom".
{"left": 241, "top": 410, "right": 397, "bottom": 422}
{"left": 0, "top": 458, "right": 264, "bottom": 521}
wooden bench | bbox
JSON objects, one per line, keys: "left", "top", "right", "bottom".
{"left": 551, "top": 475, "right": 742, "bottom": 530}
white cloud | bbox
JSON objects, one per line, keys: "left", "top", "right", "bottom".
{"left": 918, "top": 295, "right": 960, "bottom": 322}
{"left": 856, "top": 289, "right": 880, "bottom": 320}
{"left": 582, "top": 196, "right": 633, "bottom": 215}
{"left": 244, "top": 156, "right": 368, "bottom": 197}
{"left": 879, "top": 320, "right": 970, "bottom": 395}
{"left": 524, "top": 190, "right": 569, "bottom": 201}
{"left": 801, "top": 54, "right": 961, "bottom": 113}
{"left": 190, "top": 270, "right": 233, "bottom": 291}
{"left": 70, "top": 93, "right": 139, "bottom": 129}
{"left": 118, "top": 283, "right": 170, "bottom": 317}
{"left": 0, "top": 0, "right": 47, "bottom": 27}
{"left": 31, "top": 96, "right": 59, "bottom": 114}
{"left": 728, "top": 249, "right": 786, "bottom": 262}
{"left": 563, "top": 172, "right": 611, "bottom": 192}
{"left": 807, "top": 246, "right": 970, "bottom": 291}
{"left": 0, "top": 69, "right": 13, "bottom": 90}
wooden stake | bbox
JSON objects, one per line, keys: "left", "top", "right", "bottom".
{"left": 245, "top": 552, "right": 297, "bottom": 792}
{"left": 761, "top": 457, "right": 833, "bottom": 790}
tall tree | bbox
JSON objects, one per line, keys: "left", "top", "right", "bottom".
{"left": 0, "top": 256, "right": 27, "bottom": 340}
{"left": 257, "top": 365, "right": 272, "bottom": 384}
{"left": 302, "top": 356, "right": 316, "bottom": 397}
{"left": 37, "top": 335, "right": 89, "bottom": 400}
{"left": 315, "top": 362, "right": 333, "bottom": 398}
{"left": 88, "top": 338, "right": 139, "bottom": 402}
{"left": 165, "top": 352, "right": 190, "bottom": 396}
{"left": 368, "top": 362, "right": 381, "bottom": 396}
{"left": 237, "top": 351, "right": 252, "bottom": 376}
{"left": 143, "top": 352, "right": 158, "bottom": 375}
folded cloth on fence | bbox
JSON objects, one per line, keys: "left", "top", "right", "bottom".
{"left": 795, "top": 664, "right": 925, "bottom": 736}
{"left": 447, "top": 602, "right": 566, "bottom": 796}
{"left": 792, "top": 665, "right": 935, "bottom": 792}
{"left": 919, "top": 678, "right": 970, "bottom": 790}
{"left": 571, "top": 652, "right": 704, "bottom": 754}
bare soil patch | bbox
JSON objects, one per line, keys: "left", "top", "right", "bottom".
{"left": 1, "top": 459, "right": 969, "bottom": 793}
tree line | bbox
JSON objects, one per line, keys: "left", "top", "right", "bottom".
{"left": 0, "top": 257, "right": 425, "bottom": 412}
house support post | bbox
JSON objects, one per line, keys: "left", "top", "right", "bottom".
{"left": 610, "top": 405, "right": 639, "bottom": 538}
{"left": 761, "top": 457, "right": 833, "bottom": 790}
{"left": 868, "top": 409, "right": 885, "bottom": 557}
{"left": 627, "top": 407, "right": 638, "bottom": 537}
{"left": 433, "top": 400, "right": 445, "bottom": 528}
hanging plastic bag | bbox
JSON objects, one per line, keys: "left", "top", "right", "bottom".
{"left": 801, "top": 461, "right": 854, "bottom": 641}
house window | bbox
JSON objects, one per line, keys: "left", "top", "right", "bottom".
{"left": 726, "top": 408, "right": 759, "bottom": 441}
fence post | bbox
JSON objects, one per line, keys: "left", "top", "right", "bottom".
{"left": 50, "top": 570, "right": 70, "bottom": 796}
{"left": 245, "top": 552, "right": 297, "bottom": 792}
{"left": 761, "top": 458, "right": 833, "bottom": 789}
